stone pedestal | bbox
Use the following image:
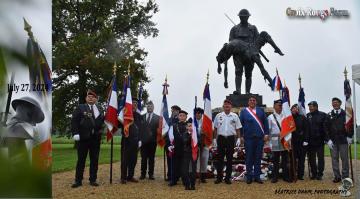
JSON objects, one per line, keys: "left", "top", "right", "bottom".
{"left": 226, "top": 93, "right": 266, "bottom": 108}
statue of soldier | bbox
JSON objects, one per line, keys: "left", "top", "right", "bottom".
{"left": 1, "top": 96, "right": 45, "bottom": 166}
{"left": 229, "top": 9, "right": 283, "bottom": 94}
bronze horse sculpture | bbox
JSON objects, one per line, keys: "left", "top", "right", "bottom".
{"left": 216, "top": 31, "right": 284, "bottom": 93}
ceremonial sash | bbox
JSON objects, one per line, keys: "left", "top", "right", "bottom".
{"left": 246, "top": 107, "right": 265, "bottom": 134}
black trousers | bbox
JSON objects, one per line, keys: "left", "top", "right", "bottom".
{"left": 121, "top": 138, "right": 138, "bottom": 180}
{"left": 216, "top": 135, "right": 235, "bottom": 180}
{"left": 272, "top": 150, "right": 289, "bottom": 180}
{"left": 140, "top": 142, "right": 157, "bottom": 176}
{"left": 169, "top": 151, "right": 183, "bottom": 184}
{"left": 75, "top": 136, "right": 101, "bottom": 183}
{"left": 293, "top": 143, "right": 306, "bottom": 178}
{"left": 309, "top": 145, "right": 325, "bottom": 177}
{"left": 182, "top": 153, "right": 196, "bottom": 188}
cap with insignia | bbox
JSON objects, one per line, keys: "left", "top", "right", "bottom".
{"left": 332, "top": 97, "right": 342, "bottom": 103}
{"left": 87, "top": 89, "right": 97, "bottom": 98}
{"left": 194, "top": 107, "right": 204, "bottom": 114}
{"left": 171, "top": 105, "right": 181, "bottom": 111}
{"left": 273, "top": 99, "right": 282, "bottom": 105}
{"left": 179, "top": 110, "right": 188, "bottom": 115}
{"left": 223, "top": 99, "right": 232, "bottom": 105}
{"left": 308, "top": 101, "right": 318, "bottom": 106}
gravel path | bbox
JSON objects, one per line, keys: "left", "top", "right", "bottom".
{"left": 53, "top": 157, "right": 359, "bottom": 199}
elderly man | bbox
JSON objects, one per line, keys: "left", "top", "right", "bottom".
{"left": 268, "top": 99, "right": 290, "bottom": 183}
{"left": 140, "top": 101, "right": 160, "bottom": 180}
{"left": 213, "top": 99, "right": 242, "bottom": 185}
{"left": 71, "top": 90, "right": 104, "bottom": 188}
{"left": 240, "top": 95, "right": 269, "bottom": 184}
{"left": 307, "top": 101, "right": 327, "bottom": 180}
{"left": 325, "top": 97, "right": 353, "bottom": 183}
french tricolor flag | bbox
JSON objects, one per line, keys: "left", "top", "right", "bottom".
{"left": 105, "top": 76, "right": 118, "bottom": 141}
{"left": 118, "top": 76, "right": 134, "bottom": 138}
{"left": 272, "top": 74, "right": 283, "bottom": 91}
{"left": 202, "top": 82, "right": 213, "bottom": 146}
{"left": 280, "top": 86, "right": 296, "bottom": 150}
{"left": 191, "top": 117, "right": 198, "bottom": 161}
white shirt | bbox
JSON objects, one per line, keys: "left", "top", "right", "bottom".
{"left": 214, "top": 112, "right": 242, "bottom": 137}
{"left": 268, "top": 112, "right": 285, "bottom": 151}
{"left": 88, "top": 104, "right": 100, "bottom": 118}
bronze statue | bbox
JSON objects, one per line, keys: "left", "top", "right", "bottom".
{"left": 217, "top": 9, "right": 284, "bottom": 94}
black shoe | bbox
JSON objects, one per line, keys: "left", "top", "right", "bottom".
{"left": 271, "top": 178, "right": 278, "bottom": 183}
{"left": 71, "top": 182, "right": 82, "bottom": 188}
{"left": 214, "top": 178, "right": 222, "bottom": 184}
{"left": 165, "top": 178, "right": 169, "bottom": 181}
{"left": 283, "top": 178, "right": 292, "bottom": 183}
{"left": 120, "top": 179, "right": 126, "bottom": 184}
{"left": 168, "top": 182, "right": 177, "bottom": 186}
{"left": 200, "top": 174, "right": 207, "bottom": 183}
{"left": 316, "top": 176, "right": 322, "bottom": 181}
{"left": 185, "top": 186, "right": 190, "bottom": 190}
{"left": 254, "top": 179, "right": 263, "bottom": 184}
{"left": 310, "top": 176, "right": 316, "bottom": 180}
{"left": 225, "top": 178, "right": 232, "bottom": 184}
{"left": 149, "top": 175, "right": 155, "bottom": 180}
{"left": 190, "top": 186, "right": 195, "bottom": 190}
{"left": 139, "top": 175, "right": 145, "bottom": 180}
{"left": 246, "top": 178, "right": 252, "bottom": 184}
{"left": 333, "top": 178, "right": 341, "bottom": 183}
{"left": 201, "top": 178, "right": 207, "bottom": 183}
{"left": 90, "top": 182, "right": 99, "bottom": 186}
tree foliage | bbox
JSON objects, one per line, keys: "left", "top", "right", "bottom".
{"left": 52, "top": 0, "right": 158, "bottom": 134}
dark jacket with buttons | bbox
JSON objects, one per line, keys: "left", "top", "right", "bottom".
{"left": 291, "top": 113, "right": 309, "bottom": 145}
{"left": 71, "top": 104, "right": 104, "bottom": 140}
{"left": 325, "top": 109, "right": 353, "bottom": 145}
{"left": 306, "top": 110, "right": 327, "bottom": 147}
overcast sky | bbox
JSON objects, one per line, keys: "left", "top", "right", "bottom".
{"left": 139, "top": 0, "right": 360, "bottom": 117}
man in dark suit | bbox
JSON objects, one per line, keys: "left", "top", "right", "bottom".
{"left": 121, "top": 98, "right": 144, "bottom": 184}
{"left": 71, "top": 90, "right": 104, "bottom": 188}
{"left": 140, "top": 101, "right": 160, "bottom": 180}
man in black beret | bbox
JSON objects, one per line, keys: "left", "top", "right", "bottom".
{"left": 325, "top": 97, "right": 353, "bottom": 183}
{"left": 71, "top": 90, "right": 104, "bottom": 187}
{"left": 306, "top": 100, "right": 327, "bottom": 180}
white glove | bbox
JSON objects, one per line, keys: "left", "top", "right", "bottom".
{"left": 138, "top": 141, "right": 142, "bottom": 148}
{"left": 327, "top": 140, "right": 334, "bottom": 150}
{"left": 236, "top": 138, "right": 241, "bottom": 147}
{"left": 73, "top": 134, "right": 80, "bottom": 141}
{"left": 347, "top": 137, "right": 352, "bottom": 145}
{"left": 303, "top": 142, "right": 308, "bottom": 146}
{"left": 168, "top": 145, "right": 174, "bottom": 153}
{"left": 212, "top": 139, "right": 217, "bottom": 148}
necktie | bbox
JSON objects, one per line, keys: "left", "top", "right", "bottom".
{"left": 147, "top": 113, "right": 151, "bottom": 124}
{"left": 90, "top": 105, "right": 95, "bottom": 119}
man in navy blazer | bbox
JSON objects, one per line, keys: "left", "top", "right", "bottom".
{"left": 239, "top": 95, "right": 269, "bottom": 184}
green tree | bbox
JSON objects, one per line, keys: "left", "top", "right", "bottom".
{"left": 52, "top": 0, "right": 158, "bottom": 135}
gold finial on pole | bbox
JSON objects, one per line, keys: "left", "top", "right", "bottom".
{"left": 298, "top": 73, "right": 302, "bottom": 88}
{"left": 113, "top": 62, "right": 117, "bottom": 75}
{"left": 162, "top": 75, "right": 169, "bottom": 95}
{"left": 23, "top": 17, "right": 34, "bottom": 40}
{"left": 344, "top": 67, "right": 348, "bottom": 80}
{"left": 206, "top": 69, "right": 210, "bottom": 84}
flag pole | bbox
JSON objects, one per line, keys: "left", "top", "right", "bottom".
{"left": 344, "top": 67, "right": 354, "bottom": 183}
{"left": 109, "top": 62, "right": 117, "bottom": 184}
{"left": 299, "top": 74, "right": 310, "bottom": 179}
{"left": 163, "top": 75, "right": 169, "bottom": 181}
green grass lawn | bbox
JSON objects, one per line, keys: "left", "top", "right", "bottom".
{"left": 52, "top": 138, "right": 165, "bottom": 173}
{"left": 52, "top": 136, "right": 359, "bottom": 173}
